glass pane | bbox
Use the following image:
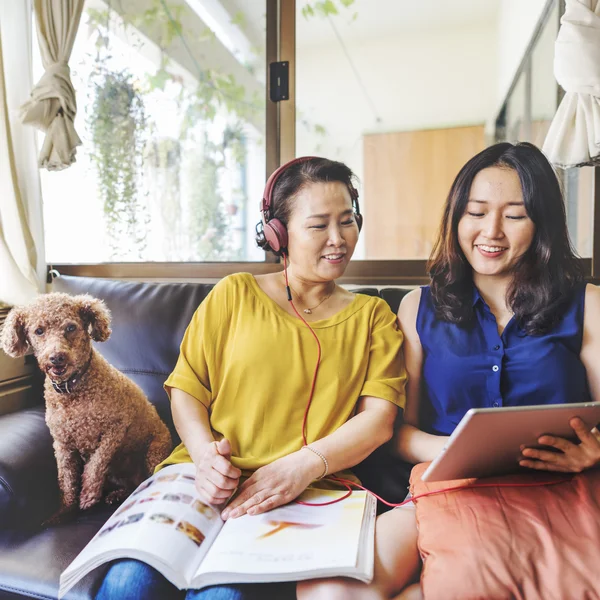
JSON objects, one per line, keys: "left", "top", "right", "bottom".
{"left": 295, "top": 1, "right": 496, "bottom": 259}
{"left": 36, "top": 0, "right": 266, "bottom": 263}
{"left": 505, "top": 71, "right": 527, "bottom": 143}
{"left": 530, "top": 0, "right": 559, "bottom": 147}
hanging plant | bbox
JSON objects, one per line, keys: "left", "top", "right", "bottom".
{"left": 87, "top": 65, "right": 149, "bottom": 258}
{"left": 84, "top": 2, "right": 253, "bottom": 261}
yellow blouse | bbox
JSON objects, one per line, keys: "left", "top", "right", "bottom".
{"left": 159, "top": 273, "right": 406, "bottom": 474}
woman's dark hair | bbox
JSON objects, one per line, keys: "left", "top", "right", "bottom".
{"left": 428, "top": 141, "right": 583, "bottom": 335}
{"left": 255, "top": 157, "right": 357, "bottom": 255}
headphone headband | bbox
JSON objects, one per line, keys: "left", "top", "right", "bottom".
{"left": 261, "top": 157, "right": 318, "bottom": 219}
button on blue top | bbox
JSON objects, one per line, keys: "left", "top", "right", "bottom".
{"left": 416, "top": 284, "right": 590, "bottom": 435}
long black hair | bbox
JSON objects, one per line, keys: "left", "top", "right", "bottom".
{"left": 428, "top": 142, "right": 583, "bottom": 335}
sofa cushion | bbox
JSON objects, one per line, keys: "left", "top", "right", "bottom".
{"left": 0, "top": 408, "right": 58, "bottom": 529}
{"left": 410, "top": 462, "right": 600, "bottom": 600}
{"left": 379, "top": 287, "right": 411, "bottom": 315}
{"left": 0, "top": 506, "right": 113, "bottom": 600}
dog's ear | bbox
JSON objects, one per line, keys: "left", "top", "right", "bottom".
{"left": 77, "top": 296, "right": 112, "bottom": 342}
{"left": 0, "top": 307, "right": 30, "bottom": 357}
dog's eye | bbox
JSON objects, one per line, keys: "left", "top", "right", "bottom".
{"left": 66, "top": 324, "right": 77, "bottom": 333}
{"left": 34, "top": 327, "right": 44, "bottom": 336}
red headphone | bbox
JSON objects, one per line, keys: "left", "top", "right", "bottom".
{"left": 259, "top": 156, "right": 363, "bottom": 254}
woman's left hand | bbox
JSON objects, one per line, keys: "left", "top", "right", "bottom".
{"left": 520, "top": 418, "right": 600, "bottom": 473}
{"left": 220, "top": 449, "right": 323, "bottom": 520}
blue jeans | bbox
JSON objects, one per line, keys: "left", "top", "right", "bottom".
{"left": 95, "top": 559, "right": 296, "bottom": 600}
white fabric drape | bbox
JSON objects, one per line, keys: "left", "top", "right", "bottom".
{"left": 20, "top": 0, "right": 84, "bottom": 171}
{"left": 0, "top": 0, "right": 46, "bottom": 306}
{"left": 543, "top": 0, "right": 600, "bottom": 168}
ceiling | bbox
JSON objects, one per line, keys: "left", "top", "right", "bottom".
{"left": 184, "top": 0, "right": 502, "bottom": 61}
{"left": 298, "top": 0, "right": 502, "bottom": 46}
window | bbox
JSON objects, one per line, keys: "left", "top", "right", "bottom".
{"left": 36, "top": 0, "right": 268, "bottom": 263}
{"left": 44, "top": 0, "right": 599, "bottom": 283}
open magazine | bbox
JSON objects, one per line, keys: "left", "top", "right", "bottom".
{"left": 59, "top": 463, "right": 376, "bottom": 597}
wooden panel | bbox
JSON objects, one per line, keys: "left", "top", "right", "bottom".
{"left": 0, "top": 308, "right": 41, "bottom": 413}
{"left": 363, "top": 125, "right": 486, "bottom": 259}
{"left": 0, "top": 376, "right": 43, "bottom": 416}
{"left": 0, "top": 350, "right": 36, "bottom": 383}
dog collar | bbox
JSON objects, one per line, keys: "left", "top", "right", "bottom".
{"left": 50, "top": 353, "right": 93, "bottom": 395}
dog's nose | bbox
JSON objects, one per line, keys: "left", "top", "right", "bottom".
{"left": 49, "top": 353, "right": 67, "bottom": 366}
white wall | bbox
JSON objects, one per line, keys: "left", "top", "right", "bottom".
{"left": 296, "top": 24, "right": 496, "bottom": 258}
{"left": 296, "top": 24, "right": 498, "bottom": 190}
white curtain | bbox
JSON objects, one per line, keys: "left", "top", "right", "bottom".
{"left": 0, "top": 0, "right": 46, "bottom": 306}
{"left": 543, "top": 0, "right": 600, "bottom": 168}
{"left": 20, "top": 0, "right": 84, "bottom": 171}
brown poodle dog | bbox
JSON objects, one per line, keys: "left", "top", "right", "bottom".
{"left": 0, "top": 293, "right": 172, "bottom": 521}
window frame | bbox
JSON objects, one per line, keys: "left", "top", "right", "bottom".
{"left": 49, "top": 0, "right": 600, "bottom": 285}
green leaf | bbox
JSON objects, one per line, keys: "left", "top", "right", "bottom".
{"left": 320, "top": 0, "right": 339, "bottom": 16}
{"left": 230, "top": 11, "right": 246, "bottom": 29}
{"left": 301, "top": 5, "right": 315, "bottom": 19}
{"left": 147, "top": 68, "right": 170, "bottom": 91}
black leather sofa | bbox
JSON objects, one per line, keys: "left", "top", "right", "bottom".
{"left": 0, "top": 275, "right": 411, "bottom": 600}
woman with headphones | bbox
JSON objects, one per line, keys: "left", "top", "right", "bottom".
{"left": 95, "top": 156, "right": 407, "bottom": 600}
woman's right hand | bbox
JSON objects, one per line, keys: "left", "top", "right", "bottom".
{"left": 195, "top": 438, "right": 241, "bottom": 505}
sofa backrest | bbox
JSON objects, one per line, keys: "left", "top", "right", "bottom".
{"left": 52, "top": 275, "right": 411, "bottom": 439}
{"left": 51, "top": 276, "right": 210, "bottom": 436}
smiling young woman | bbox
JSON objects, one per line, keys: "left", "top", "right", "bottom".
{"left": 298, "top": 143, "right": 600, "bottom": 600}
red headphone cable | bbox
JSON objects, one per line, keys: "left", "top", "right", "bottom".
{"left": 282, "top": 255, "right": 355, "bottom": 504}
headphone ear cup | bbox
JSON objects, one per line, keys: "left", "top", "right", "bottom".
{"left": 263, "top": 218, "right": 288, "bottom": 253}
{"left": 255, "top": 221, "right": 266, "bottom": 246}
{"left": 355, "top": 213, "right": 363, "bottom": 232}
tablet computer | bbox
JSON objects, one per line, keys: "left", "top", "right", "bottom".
{"left": 421, "top": 402, "right": 600, "bottom": 482}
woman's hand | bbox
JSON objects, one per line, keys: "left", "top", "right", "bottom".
{"left": 220, "top": 449, "right": 323, "bottom": 520}
{"left": 519, "top": 418, "right": 600, "bottom": 473}
{"left": 194, "top": 438, "right": 241, "bottom": 505}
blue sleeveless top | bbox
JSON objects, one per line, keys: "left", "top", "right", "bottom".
{"left": 417, "top": 284, "right": 590, "bottom": 435}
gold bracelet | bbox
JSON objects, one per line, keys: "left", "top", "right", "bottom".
{"left": 302, "top": 445, "right": 329, "bottom": 480}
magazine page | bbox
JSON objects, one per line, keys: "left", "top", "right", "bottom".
{"left": 192, "top": 488, "right": 373, "bottom": 588}
{"left": 59, "top": 463, "right": 224, "bottom": 598}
